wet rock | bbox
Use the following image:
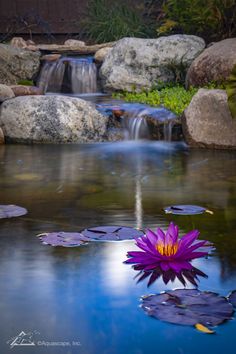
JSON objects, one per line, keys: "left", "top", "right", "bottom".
{"left": 10, "top": 85, "right": 43, "bottom": 96}
{"left": 186, "top": 38, "right": 236, "bottom": 87}
{"left": 95, "top": 47, "right": 112, "bottom": 63}
{"left": 0, "top": 44, "right": 40, "bottom": 85}
{"left": 100, "top": 35, "right": 205, "bottom": 92}
{"left": 183, "top": 89, "right": 236, "bottom": 149}
{"left": 0, "top": 84, "right": 15, "bottom": 103}
{"left": 41, "top": 54, "right": 61, "bottom": 62}
{"left": 0, "top": 95, "right": 108, "bottom": 143}
{"left": 0, "top": 127, "right": 4, "bottom": 144}
{"left": 64, "top": 39, "right": 86, "bottom": 47}
{"left": 106, "top": 128, "right": 125, "bottom": 141}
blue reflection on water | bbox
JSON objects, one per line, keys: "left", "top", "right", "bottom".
{"left": 0, "top": 143, "right": 236, "bottom": 354}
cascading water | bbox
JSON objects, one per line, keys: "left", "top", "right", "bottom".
{"left": 96, "top": 100, "right": 179, "bottom": 141}
{"left": 37, "top": 56, "right": 181, "bottom": 142}
{"left": 38, "top": 56, "right": 98, "bottom": 94}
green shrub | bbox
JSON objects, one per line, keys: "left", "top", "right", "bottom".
{"left": 157, "top": 0, "right": 236, "bottom": 41}
{"left": 17, "top": 79, "right": 34, "bottom": 86}
{"left": 114, "top": 83, "right": 226, "bottom": 115}
{"left": 81, "top": 0, "right": 154, "bottom": 43}
{"left": 114, "top": 86, "right": 198, "bottom": 115}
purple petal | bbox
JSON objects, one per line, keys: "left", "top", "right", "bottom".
{"left": 156, "top": 227, "right": 165, "bottom": 243}
{"left": 146, "top": 229, "right": 158, "bottom": 246}
{"left": 160, "top": 262, "right": 170, "bottom": 272}
{"left": 168, "top": 261, "right": 193, "bottom": 273}
{"left": 166, "top": 222, "right": 178, "bottom": 244}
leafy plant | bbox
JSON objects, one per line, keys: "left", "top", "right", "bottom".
{"left": 114, "top": 82, "right": 227, "bottom": 115}
{"left": 114, "top": 85, "right": 198, "bottom": 115}
{"left": 81, "top": 0, "right": 155, "bottom": 43}
{"left": 157, "top": 0, "right": 236, "bottom": 41}
{"left": 17, "top": 79, "right": 34, "bottom": 86}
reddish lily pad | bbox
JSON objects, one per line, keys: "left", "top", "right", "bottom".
{"left": 37, "top": 232, "right": 89, "bottom": 247}
{"left": 81, "top": 226, "right": 144, "bottom": 241}
{"left": 141, "top": 289, "right": 234, "bottom": 327}
{"left": 164, "top": 205, "right": 207, "bottom": 215}
{"left": 0, "top": 204, "right": 28, "bottom": 219}
{"left": 228, "top": 290, "right": 236, "bottom": 307}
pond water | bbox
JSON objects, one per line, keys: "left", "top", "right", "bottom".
{"left": 0, "top": 142, "right": 236, "bottom": 354}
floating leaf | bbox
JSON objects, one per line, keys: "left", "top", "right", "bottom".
{"left": 141, "top": 289, "right": 234, "bottom": 329}
{"left": 0, "top": 204, "right": 28, "bottom": 219}
{"left": 81, "top": 226, "right": 144, "bottom": 241}
{"left": 37, "top": 232, "right": 89, "bottom": 247}
{"left": 228, "top": 290, "right": 236, "bottom": 308}
{"left": 195, "top": 323, "right": 215, "bottom": 334}
{"left": 164, "top": 205, "right": 208, "bottom": 215}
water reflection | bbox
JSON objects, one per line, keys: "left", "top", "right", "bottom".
{"left": 133, "top": 264, "right": 208, "bottom": 288}
{"left": 0, "top": 143, "right": 236, "bottom": 277}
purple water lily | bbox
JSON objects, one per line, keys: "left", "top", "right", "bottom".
{"left": 125, "top": 222, "right": 212, "bottom": 272}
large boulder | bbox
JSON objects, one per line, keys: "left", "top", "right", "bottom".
{"left": 0, "top": 95, "right": 108, "bottom": 143}
{"left": 186, "top": 38, "right": 236, "bottom": 87}
{"left": 100, "top": 35, "right": 205, "bottom": 92}
{"left": 182, "top": 89, "right": 236, "bottom": 149}
{"left": 0, "top": 44, "right": 40, "bottom": 85}
{"left": 0, "top": 84, "right": 15, "bottom": 103}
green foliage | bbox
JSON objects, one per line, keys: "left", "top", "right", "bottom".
{"left": 82, "top": 0, "right": 154, "bottom": 43}
{"left": 17, "top": 79, "right": 34, "bottom": 86}
{"left": 114, "top": 85, "right": 198, "bottom": 115}
{"left": 114, "top": 82, "right": 227, "bottom": 115}
{"left": 226, "top": 65, "right": 236, "bottom": 119}
{"left": 157, "top": 0, "right": 236, "bottom": 41}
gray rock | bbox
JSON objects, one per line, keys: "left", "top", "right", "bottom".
{"left": 100, "top": 35, "right": 205, "bottom": 92}
{"left": 0, "top": 44, "right": 40, "bottom": 85}
{"left": 0, "top": 127, "right": 4, "bottom": 144}
{"left": 186, "top": 38, "right": 236, "bottom": 87}
{"left": 0, "top": 84, "right": 15, "bottom": 103}
{"left": 95, "top": 47, "right": 112, "bottom": 63}
{"left": 64, "top": 39, "right": 86, "bottom": 47}
{"left": 182, "top": 89, "right": 236, "bottom": 149}
{"left": 0, "top": 95, "right": 108, "bottom": 143}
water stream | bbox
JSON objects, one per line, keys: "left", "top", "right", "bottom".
{"left": 38, "top": 56, "right": 98, "bottom": 94}
{"left": 38, "top": 56, "right": 178, "bottom": 141}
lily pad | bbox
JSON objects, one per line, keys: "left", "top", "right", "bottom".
{"left": 37, "top": 232, "right": 89, "bottom": 247}
{"left": 81, "top": 226, "right": 144, "bottom": 241}
{"left": 141, "top": 289, "right": 234, "bottom": 327}
{"left": 228, "top": 290, "right": 236, "bottom": 307}
{"left": 0, "top": 204, "right": 28, "bottom": 219}
{"left": 164, "top": 205, "right": 207, "bottom": 215}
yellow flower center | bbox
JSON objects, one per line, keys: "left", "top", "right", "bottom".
{"left": 156, "top": 242, "right": 178, "bottom": 257}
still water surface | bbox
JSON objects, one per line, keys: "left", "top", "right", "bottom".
{"left": 0, "top": 142, "right": 236, "bottom": 354}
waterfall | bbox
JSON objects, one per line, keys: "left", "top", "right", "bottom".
{"left": 121, "top": 104, "right": 176, "bottom": 141}
{"left": 38, "top": 57, "right": 98, "bottom": 94}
